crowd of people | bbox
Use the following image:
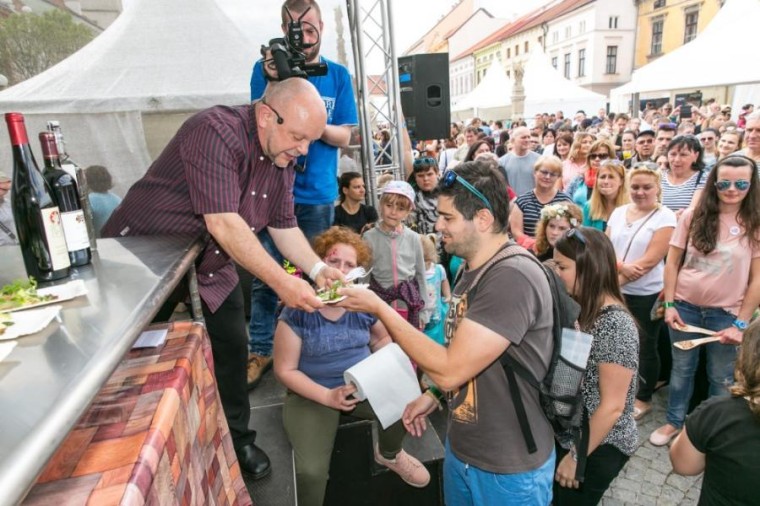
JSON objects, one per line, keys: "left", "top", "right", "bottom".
{"left": 6, "top": 0, "right": 752, "bottom": 503}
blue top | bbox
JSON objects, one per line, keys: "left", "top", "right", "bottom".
{"left": 88, "top": 191, "right": 122, "bottom": 237}
{"left": 251, "top": 56, "right": 358, "bottom": 205}
{"left": 582, "top": 201, "right": 607, "bottom": 231}
{"left": 279, "top": 308, "right": 377, "bottom": 388}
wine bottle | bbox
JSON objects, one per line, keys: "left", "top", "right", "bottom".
{"left": 47, "top": 120, "right": 97, "bottom": 250}
{"left": 39, "top": 132, "right": 91, "bottom": 266}
{"left": 5, "top": 113, "right": 70, "bottom": 281}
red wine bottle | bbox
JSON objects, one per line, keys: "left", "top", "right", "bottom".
{"left": 39, "top": 132, "right": 91, "bottom": 266}
{"left": 5, "top": 113, "right": 70, "bottom": 281}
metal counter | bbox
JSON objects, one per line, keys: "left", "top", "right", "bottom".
{"left": 0, "top": 235, "right": 204, "bottom": 505}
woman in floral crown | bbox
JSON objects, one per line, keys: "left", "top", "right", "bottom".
{"left": 532, "top": 202, "right": 583, "bottom": 262}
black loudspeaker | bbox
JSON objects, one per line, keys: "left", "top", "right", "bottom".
{"left": 398, "top": 53, "right": 450, "bottom": 141}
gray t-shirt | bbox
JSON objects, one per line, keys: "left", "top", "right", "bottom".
{"left": 447, "top": 254, "right": 554, "bottom": 473}
{"left": 498, "top": 151, "right": 540, "bottom": 197}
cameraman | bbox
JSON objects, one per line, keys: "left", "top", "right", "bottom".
{"left": 248, "top": 0, "right": 358, "bottom": 387}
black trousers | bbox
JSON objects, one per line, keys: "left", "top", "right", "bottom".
{"left": 154, "top": 282, "right": 256, "bottom": 450}
{"left": 623, "top": 292, "right": 663, "bottom": 402}
{"left": 553, "top": 443, "right": 629, "bottom": 506}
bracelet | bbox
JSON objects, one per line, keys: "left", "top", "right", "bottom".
{"left": 427, "top": 386, "right": 445, "bottom": 403}
{"left": 423, "top": 390, "right": 443, "bottom": 410}
{"left": 662, "top": 301, "right": 675, "bottom": 309}
{"left": 309, "top": 261, "right": 328, "bottom": 281}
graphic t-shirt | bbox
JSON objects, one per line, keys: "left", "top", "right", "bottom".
{"left": 447, "top": 254, "right": 554, "bottom": 473}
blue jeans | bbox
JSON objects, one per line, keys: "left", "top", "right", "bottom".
{"left": 666, "top": 300, "right": 738, "bottom": 428}
{"left": 443, "top": 439, "right": 555, "bottom": 506}
{"left": 248, "top": 203, "right": 334, "bottom": 355}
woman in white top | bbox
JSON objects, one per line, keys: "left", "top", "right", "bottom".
{"left": 607, "top": 163, "right": 677, "bottom": 420}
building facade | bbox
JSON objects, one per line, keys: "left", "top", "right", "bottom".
{"left": 633, "top": 0, "right": 723, "bottom": 69}
{"left": 544, "top": 0, "right": 637, "bottom": 96}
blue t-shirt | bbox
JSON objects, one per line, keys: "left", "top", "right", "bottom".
{"left": 251, "top": 57, "right": 358, "bottom": 205}
{"left": 88, "top": 191, "right": 122, "bottom": 237}
{"left": 279, "top": 308, "right": 376, "bottom": 388}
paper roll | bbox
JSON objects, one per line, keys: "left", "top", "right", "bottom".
{"left": 344, "top": 343, "right": 421, "bottom": 429}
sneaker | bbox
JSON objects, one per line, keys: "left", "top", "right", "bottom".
{"left": 649, "top": 424, "right": 680, "bottom": 446}
{"left": 374, "top": 446, "right": 430, "bottom": 488}
{"left": 247, "top": 353, "right": 273, "bottom": 390}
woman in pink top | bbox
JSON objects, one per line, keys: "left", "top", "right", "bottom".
{"left": 562, "top": 132, "right": 594, "bottom": 189}
{"left": 649, "top": 155, "right": 760, "bottom": 447}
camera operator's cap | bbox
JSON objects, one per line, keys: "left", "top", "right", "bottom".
{"left": 381, "top": 180, "right": 416, "bottom": 209}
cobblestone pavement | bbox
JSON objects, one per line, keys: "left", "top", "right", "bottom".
{"left": 602, "top": 385, "right": 702, "bottom": 505}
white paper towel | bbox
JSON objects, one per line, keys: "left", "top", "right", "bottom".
{"left": 344, "top": 343, "right": 421, "bottom": 429}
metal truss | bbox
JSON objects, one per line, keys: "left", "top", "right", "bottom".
{"left": 346, "top": 0, "right": 404, "bottom": 206}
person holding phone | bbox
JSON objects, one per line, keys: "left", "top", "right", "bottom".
{"left": 0, "top": 171, "right": 18, "bottom": 246}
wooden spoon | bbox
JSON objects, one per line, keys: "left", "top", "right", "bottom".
{"left": 673, "top": 336, "right": 721, "bottom": 350}
{"left": 673, "top": 323, "right": 715, "bottom": 336}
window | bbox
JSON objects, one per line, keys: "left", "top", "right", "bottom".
{"left": 552, "top": 31, "right": 559, "bottom": 43}
{"left": 551, "top": 56, "right": 558, "bottom": 69}
{"left": 524, "top": 41, "right": 529, "bottom": 52}
{"left": 507, "top": 47, "right": 511, "bottom": 58}
{"left": 563, "top": 53, "right": 571, "bottom": 78}
{"left": 651, "top": 17, "right": 664, "bottom": 55}
{"left": 684, "top": 10, "right": 699, "bottom": 43}
{"left": 515, "top": 44, "right": 520, "bottom": 56}
{"left": 565, "top": 26, "right": 571, "bottom": 39}
{"left": 606, "top": 45, "right": 618, "bottom": 74}
{"left": 654, "top": 0, "right": 666, "bottom": 8}
{"left": 507, "top": 69, "right": 511, "bottom": 78}
{"left": 608, "top": 16, "right": 618, "bottom": 29}
{"left": 578, "top": 48, "right": 586, "bottom": 77}
{"left": 579, "top": 20, "right": 586, "bottom": 33}
{"left": 483, "top": 67, "right": 488, "bottom": 77}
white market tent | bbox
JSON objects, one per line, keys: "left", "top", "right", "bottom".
{"left": 0, "top": 0, "right": 256, "bottom": 196}
{"left": 452, "top": 59, "right": 513, "bottom": 121}
{"left": 610, "top": 0, "right": 760, "bottom": 111}
{"left": 522, "top": 50, "right": 606, "bottom": 118}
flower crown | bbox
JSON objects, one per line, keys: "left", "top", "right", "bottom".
{"left": 540, "top": 203, "right": 579, "bottom": 227}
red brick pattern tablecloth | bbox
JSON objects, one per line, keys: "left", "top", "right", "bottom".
{"left": 23, "top": 321, "right": 252, "bottom": 505}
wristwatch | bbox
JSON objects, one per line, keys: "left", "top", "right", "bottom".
{"left": 732, "top": 319, "right": 748, "bottom": 331}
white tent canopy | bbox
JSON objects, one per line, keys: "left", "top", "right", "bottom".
{"left": 611, "top": 0, "right": 760, "bottom": 100}
{"left": 0, "top": 0, "right": 256, "bottom": 196}
{"left": 522, "top": 51, "right": 606, "bottom": 118}
{"left": 452, "top": 59, "right": 513, "bottom": 120}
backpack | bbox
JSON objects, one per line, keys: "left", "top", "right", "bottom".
{"left": 453, "top": 242, "right": 590, "bottom": 480}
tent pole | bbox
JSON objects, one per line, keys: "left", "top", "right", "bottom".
{"left": 632, "top": 92, "right": 641, "bottom": 118}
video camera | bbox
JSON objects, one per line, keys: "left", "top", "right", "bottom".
{"left": 260, "top": 7, "right": 328, "bottom": 81}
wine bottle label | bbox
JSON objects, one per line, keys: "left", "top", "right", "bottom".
{"left": 60, "top": 210, "right": 90, "bottom": 251}
{"left": 40, "top": 207, "right": 72, "bottom": 270}
{"left": 61, "top": 162, "right": 78, "bottom": 182}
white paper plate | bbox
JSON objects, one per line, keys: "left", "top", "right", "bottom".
{"left": 0, "top": 305, "right": 61, "bottom": 340}
{"left": 1, "top": 280, "right": 88, "bottom": 313}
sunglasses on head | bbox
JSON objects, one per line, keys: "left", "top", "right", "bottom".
{"left": 715, "top": 179, "right": 750, "bottom": 192}
{"left": 414, "top": 157, "right": 437, "bottom": 166}
{"left": 441, "top": 170, "right": 493, "bottom": 212}
{"left": 566, "top": 227, "right": 587, "bottom": 246}
{"left": 632, "top": 161, "right": 659, "bottom": 171}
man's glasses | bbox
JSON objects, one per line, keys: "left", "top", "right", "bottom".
{"left": 441, "top": 170, "right": 493, "bottom": 212}
{"left": 566, "top": 227, "right": 587, "bottom": 246}
{"left": 715, "top": 179, "right": 750, "bottom": 192}
{"left": 637, "top": 138, "right": 654, "bottom": 144}
{"left": 537, "top": 169, "right": 560, "bottom": 179}
{"left": 589, "top": 153, "right": 610, "bottom": 160}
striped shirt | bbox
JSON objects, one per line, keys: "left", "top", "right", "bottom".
{"left": 661, "top": 170, "right": 706, "bottom": 212}
{"left": 102, "top": 105, "right": 297, "bottom": 312}
{"left": 515, "top": 190, "right": 573, "bottom": 237}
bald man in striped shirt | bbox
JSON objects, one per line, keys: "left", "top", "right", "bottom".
{"left": 103, "top": 78, "right": 344, "bottom": 480}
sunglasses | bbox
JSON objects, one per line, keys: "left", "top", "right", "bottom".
{"left": 589, "top": 153, "right": 610, "bottom": 160}
{"left": 441, "top": 170, "right": 493, "bottom": 212}
{"left": 414, "top": 157, "right": 437, "bottom": 166}
{"left": 715, "top": 179, "right": 750, "bottom": 192}
{"left": 632, "top": 161, "right": 659, "bottom": 171}
{"left": 566, "top": 227, "right": 587, "bottom": 246}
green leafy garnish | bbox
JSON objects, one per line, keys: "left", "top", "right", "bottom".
{"left": 0, "top": 277, "right": 57, "bottom": 311}
{"left": 317, "top": 280, "right": 345, "bottom": 302}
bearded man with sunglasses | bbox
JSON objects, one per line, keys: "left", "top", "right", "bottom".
{"left": 247, "top": 0, "right": 358, "bottom": 389}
